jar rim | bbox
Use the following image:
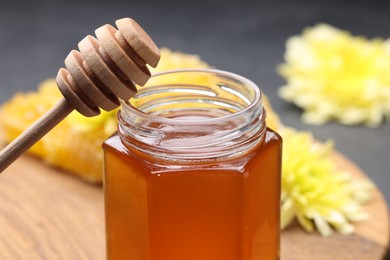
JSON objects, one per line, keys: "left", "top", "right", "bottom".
{"left": 121, "top": 68, "right": 262, "bottom": 125}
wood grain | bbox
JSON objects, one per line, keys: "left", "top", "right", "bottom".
{"left": 0, "top": 152, "right": 388, "bottom": 260}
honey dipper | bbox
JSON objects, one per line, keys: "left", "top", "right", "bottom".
{"left": 0, "top": 17, "right": 160, "bottom": 173}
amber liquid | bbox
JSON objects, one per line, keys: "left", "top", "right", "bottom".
{"left": 103, "top": 127, "right": 281, "bottom": 260}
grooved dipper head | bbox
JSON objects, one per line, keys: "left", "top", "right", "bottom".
{"left": 56, "top": 17, "right": 160, "bottom": 117}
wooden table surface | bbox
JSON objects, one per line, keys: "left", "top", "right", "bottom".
{"left": 0, "top": 152, "right": 388, "bottom": 260}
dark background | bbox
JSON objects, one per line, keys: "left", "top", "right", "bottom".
{"left": 0, "top": 0, "right": 389, "bottom": 253}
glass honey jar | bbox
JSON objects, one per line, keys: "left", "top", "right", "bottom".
{"left": 103, "top": 69, "right": 282, "bottom": 260}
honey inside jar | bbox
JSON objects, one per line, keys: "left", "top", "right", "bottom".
{"left": 103, "top": 69, "right": 282, "bottom": 260}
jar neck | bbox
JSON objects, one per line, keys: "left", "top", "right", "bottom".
{"left": 117, "top": 69, "right": 266, "bottom": 161}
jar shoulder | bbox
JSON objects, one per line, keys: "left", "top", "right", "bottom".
{"left": 264, "top": 127, "right": 282, "bottom": 148}
{"left": 103, "top": 128, "right": 282, "bottom": 173}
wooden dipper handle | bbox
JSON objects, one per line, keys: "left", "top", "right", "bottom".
{"left": 0, "top": 17, "right": 160, "bottom": 173}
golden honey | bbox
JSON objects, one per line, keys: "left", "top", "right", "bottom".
{"left": 103, "top": 69, "right": 282, "bottom": 260}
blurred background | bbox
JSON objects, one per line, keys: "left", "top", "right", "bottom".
{"left": 0, "top": 0, "right": 389, "bottom": 243}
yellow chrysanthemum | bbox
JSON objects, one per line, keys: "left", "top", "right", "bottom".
{"left": 280, "top": 127, "right": 374, "bottom": 236}
{"left": 278, "top": 24, "right": 390, "bottom": 127}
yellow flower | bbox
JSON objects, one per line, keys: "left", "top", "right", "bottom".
{"left": 278, "top": 24, "right": 390, "bottom": 127}
{"left": 280, "top": 127, "right": 374, "bottom": 236}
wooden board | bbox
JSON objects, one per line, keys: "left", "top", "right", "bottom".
{"left": 0, "top": 152, "right": 388, "bottom": 260}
